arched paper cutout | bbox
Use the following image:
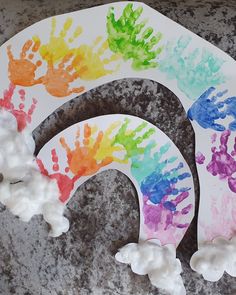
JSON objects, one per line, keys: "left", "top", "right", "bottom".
{"left": 36, "top": 114, "right": 194, "bottom": 247}
{"left": 0, "top": 0, "right": 236, "bottom": 284}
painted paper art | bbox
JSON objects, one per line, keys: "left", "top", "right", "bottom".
{"left": 0, "top": 0, "right": 236, "bottom": 289}
{"left": 37, "top": 114, "right": 194, "bottom": 246}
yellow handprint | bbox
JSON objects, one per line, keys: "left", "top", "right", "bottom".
{"left": 73, "top": 36, "right": 121, "bottom": 80}
{"left": 39, "top": 17, "right": 82, "bottom": 64}
{"left": 90, "top": 121, "right": 127, "bottom": 164}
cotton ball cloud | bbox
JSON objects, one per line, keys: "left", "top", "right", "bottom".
{"left": 115, "top": 240, "right": 186, "bottom": 295}
{"left": 0, "top": 109, "right": 68, "bottom": 237}
{"left": 190, "top": 237, "right": 236, "bottom": 281}
{"left": 0, "top": 109, "right": 35, "bottom": 181}
{"left": 0, "top": 169, "right": 69, "bottom": 237}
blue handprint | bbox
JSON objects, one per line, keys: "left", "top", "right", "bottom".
{"left": 140, "top": 162, "right": 191, "bottom": 205}
{"left": 224, "top": 96, "right": 236, "bottom": 131}
{"left": 188, "top": 87, "right": 236, "bottom": 131}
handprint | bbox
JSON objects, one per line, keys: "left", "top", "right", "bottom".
{"left": 143, "top": 192, "right": 192, "bottom": 232}
{"left": 0, "top": 83, "right": 37, "bottom": 131}
{"left": 42, "top": 53, "right": 85, "bottom": 97}
{"left": 7, "top": 37, "right": 43, "bottom": 86}
{"left": 159, "top": 36, "right": 225, "bottom": 100}
{"left": 141, "top": 162, "right": 191, "bottom": 204}
{"left": 107, "top": 3, "right": 163, "bottom": 70}
{"left": 37, "top": 148, "right": 79, "bottom": 203}
{"left": 207, "top": 130, "right": 236, "bottom": 192}
{"left": 112, "top": 118, "right": 155, "bottom": 160}
{"left": 60, "top": 123, "right": 113, "bottom": 177}
{"left": 131, "top": 141, "right": 177, "bottom": 184}
{"left": 224, "top": 96, "right": 236, "bottom": 131}
{"left": 201, "top": 194, "right": 236, "bottom": 241}
{"left": 89, "top": 121, "right": 126, "bottom": 163}
{"left": 73, "top": 36, "right": 120, "bottom": 80}
{"left": 39, "top": 17, "right": 82, "bottom": 64}
{"left": 188, "top": 87, "right": 236, "bottom": 131}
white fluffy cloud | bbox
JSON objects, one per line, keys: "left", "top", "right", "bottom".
{"left": 0, "top": 109, "right": 68, "bottom": 237}
{"left": 115, "top": 239, "right": 186, "bottom": 295}
{"left": 0, "top": 171, "right": 69, "bottom": 237}
{"left": 0, "top": 109, "right": 35, "bottom": 180}
{"left": 190, "top": 237, "right": 236, "bottom": 281}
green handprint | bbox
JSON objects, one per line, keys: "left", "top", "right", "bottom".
{"left": 112, "top": 118, "right": 155, "bottom": 159}
{"left": 106, "top": 3, "right": 163, "bottom": 70}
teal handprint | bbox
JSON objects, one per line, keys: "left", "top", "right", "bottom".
{"left": 106, "top": 3, "right": 163, "bottom": 70}
{"left": 159, "top": 36, "right": 225, "bottom": 100}
{"left": 131, "top": 141, "right": 177, "bottom": 184}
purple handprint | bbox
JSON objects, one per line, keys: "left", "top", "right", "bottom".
{"left": 207, "top": 130, "right": 236, "bottom": 192}
{"left": 143, "top": 191, "right": 192, "bottom": 232}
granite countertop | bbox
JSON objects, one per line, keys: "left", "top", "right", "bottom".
{"left": 0, "top": 0, "right": 236, "bottom": 294}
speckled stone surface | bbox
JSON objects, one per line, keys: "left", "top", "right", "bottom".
{"left": 0, "top": 1, "right": 236, "bottom": 294}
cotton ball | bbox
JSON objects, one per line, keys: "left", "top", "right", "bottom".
{"left": 115, "top": 240, "right": 186, "bottom": 295}
{"left": 43, "top": 201, "right": 70, "bottom": 237}
{"left": 0, "top": 109, "right": 35, "bottom": 181}
{"left": 190, "top": 237, "right": 236, "bottom": 281}
{"left": 0, "top": 180, "right": 11, "bottom": 204}
{"left": 0, "top": 168, "right": 69, "bottom": 237}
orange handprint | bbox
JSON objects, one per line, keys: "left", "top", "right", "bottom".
{"left": 60, "top": 123, "right": 113, "bottom": 176}
{"left": 42, "top": 53, "right": 85, "bottom": 98}
{"left": 7, "top": 37, "right": 43, "bottom": 87}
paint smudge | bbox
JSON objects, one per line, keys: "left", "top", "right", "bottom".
{"left": 188, "top": 87, "right": 236, "bottom": 131}
{"left": 74, "top": 37, "right": 120, "bottom": 80}
{"left": 112, "top": 118, "right": 155, "bottom": 160}
{"left": 211, "top": 133, "right": 217, "bottom": 144}
{"left": 39, "top": 17, "right": 82, "bottom": 64}
{"left": 131, "top": 141, "right": 177, "bottom": 184}
{"left": 60, "top": 123, "right": 113, "bottom": 176}
{"left": 141, "top": 162, "right": 191, "bottom": 204}
{"left": 42, "top": 53, "right": 85, "bottom": 97}
{"left": 0, "top": 83, "right": 37, "bottom": 131}
{"left": 107, "top": 3, "right": 163, "bottom": 70}
{"left": 7, "top": 37, "right": 43, "bottom": 87}
{"left": 37, "top": 149, "right": 79, "bottom": 203}
{"left": 195, "top": 151, "right": 205, "bottom": 165}
{"left": 207, "top": 130, "right": 236, "bottom": 192}
{"left": 200, "top": 194, "right": 236, "bottom": 242}
{"left": 159, "top": 36, "right": 225, "bottom": 100}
